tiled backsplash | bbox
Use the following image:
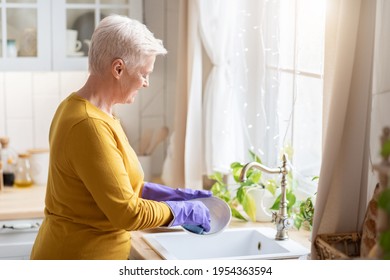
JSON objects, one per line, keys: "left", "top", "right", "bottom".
{"left": 0, "top": 71, "right": 89, "bottom": 152}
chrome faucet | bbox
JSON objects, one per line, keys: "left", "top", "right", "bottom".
{"left": 239, "top": 154, "right": 292, "bottom": 240}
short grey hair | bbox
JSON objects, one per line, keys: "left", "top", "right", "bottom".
{"left": 88, "top": 14, "right": 167, "bottom": 75}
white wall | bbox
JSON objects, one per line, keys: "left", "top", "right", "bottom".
{"left": 0, "top": 71, "right": 88, "bottom": 152}
{"left": 114, "top": 0, "right": 179, "bottom": 177}
{"left": 0, "top": 0, "right": 179, "bottom": 178}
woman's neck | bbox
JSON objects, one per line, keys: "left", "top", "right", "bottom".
{"left": 76, "top": 74, "right": 116, "bottom": 118}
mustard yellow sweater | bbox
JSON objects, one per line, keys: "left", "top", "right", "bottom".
{"left": 30, "top": 93, "right": 172, "bottom": 260}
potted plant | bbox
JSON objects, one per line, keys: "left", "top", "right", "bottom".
{"left": 209, "top": 150, "right": 316, "bottom": 231}
{"left": 377, "top": 136, "right": 390, "bottom": 259}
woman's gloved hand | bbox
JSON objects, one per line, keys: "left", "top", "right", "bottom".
{"left": 142, "top": 182, "right": 212, "bottom": 201}
{"left": 164, "top": 200, "right": 211, "bottom": 232}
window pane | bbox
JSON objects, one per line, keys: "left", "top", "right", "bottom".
{"left": 278, "top": 0, "right": 295, "bottom": 70}
{"left": 296, "top": 0, "right": 325, "bottom": 74}
{"left": 7, "top": 0, "right": 36, "bottom": 3}
{"left": 276, "top": 72, "right": 294, "bottom": 152}
{"left": 66, "top": 0, "right": 129, "bottom": 4}
{"left": 7, "top": 8, "right": 37, "bottom": 57}
{"left": 292, "top": 75, "right": 322, "bottom": 179}
{"left": 67, "top": 9, "right": 95, "bottom": 56}
{"left": 101, "top": 0, "right": 128, "bottom": 4}
{"left": 66, "top": 0, "right": 95, "bottom": 3}
{"left": 101, "top": 8, "right": 129, "bottom": 18}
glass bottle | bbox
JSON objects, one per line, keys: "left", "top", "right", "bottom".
{"left": 0, "top": 162, "right": 4, "bottom": 191}
{"left": 0, "top": 137, "right": 17, "bottom": 186}
{"left": 14, "top": 153, "right": 33, "bottom": 188}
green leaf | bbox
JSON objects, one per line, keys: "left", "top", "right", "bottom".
{"left": 286, "top": 189, "right": 297, "bottom": 211}
{"left": 270, "top": 195, "right": 281, "bottom": 210}
{"left": 264, "top": 179, "right": 278, "bottom": 196}
{"left": 235, "top": 186, "right": 257, "bottom": 221}
{"left": 231, "top": 163, "right": 243, "bottom": 183}
{"left": 269, "top": 189, "right": 297, "bottom": 216}
{"left": 381, "top": 140, "right": 390, "bottom": 158}
{"left": 248, "top": 150, "right": 262, "bottom": 163}
{"left": 379, "top": 230, "right": 390, "bottom": 259}
{"left": 230, "top": 162, "right": 243, "bottom": 169}
{"left": 210, "top": 182, "right": 223, "bottom": 195}
{"left": 236, "top": 186, "right": 246, "bottom": 204}
{"left": 378, "top": 189, "right": 390, "bottom": 214}
{"left": 208, "top": 172, "right": 224, "bottom": 184}
{"left": 247, "top": 169, "right": 262, "bottom": 184}
{"left": 210, "top": 180, "right": 232, "bottom": 204}
{"left": 294, "top": 215, "right": 303, "bottom": 230}
{"left": 231, "top": 207, "right": 247, "bottom": 221}
{"left": 312, "top": 176, "right": 319, "bottom": 181}
{"left": 240, "top": 189, "right": 257, "bottom": 222}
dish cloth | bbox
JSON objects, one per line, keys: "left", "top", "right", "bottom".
{"left": 182, "top": 224, "right": 205, "bottom": 235}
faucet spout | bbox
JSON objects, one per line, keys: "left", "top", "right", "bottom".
{"left": 240, "top": 154, "right": 291, "bottom": 240}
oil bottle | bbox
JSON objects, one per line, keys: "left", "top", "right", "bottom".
{"left": 0, "top": 137, "right": 17, "bottom": 186}
{"left": 0, "top": 162, "right": 4, "bottom": 191}
{"left": 14, "top": 153, "right": 33, "bottom": 188}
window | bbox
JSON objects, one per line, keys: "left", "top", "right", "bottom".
{"left": 237, "top": 0, "right": 325, "bottom": 196}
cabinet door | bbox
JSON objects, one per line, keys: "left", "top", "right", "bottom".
{"left": 0, "top": 218, "right": 42, "bottom": 260}
{"left": 52, "top": 0, "right": 143, "bottom": 71}
{"left": 0, "top": 0, "right": 51, "bottom": 71}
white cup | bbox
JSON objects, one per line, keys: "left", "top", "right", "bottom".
{"left": 28, "top": 149, "right": 49, "bottom": 186}
{"left": 66, "top": 29, "right": 82, "bottom": 55}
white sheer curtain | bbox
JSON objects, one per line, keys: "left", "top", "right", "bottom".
{"left": 161, "top": 0, "right": 203, "bottom": 188}
{"left": 162, "top": 0, "right": 256, "bottom": 187}
{"left": 311, "top": 0, "right": 377, "bottom": 259}
{"left": 200, "top": 0, "right": 246, "bottom": 175}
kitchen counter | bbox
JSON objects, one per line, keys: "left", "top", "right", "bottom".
{"left": 0, "top": 185, "right": 312, "bottom": 260}
{"left": 129, "top": 221, "right": 312, "bottom": 260}
{"left": 0, "top": 185, "right": 45, "bottom": 220}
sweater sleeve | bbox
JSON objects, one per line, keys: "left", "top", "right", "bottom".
{"left": 66, "top": 118, "right": 173, "bottom": 230}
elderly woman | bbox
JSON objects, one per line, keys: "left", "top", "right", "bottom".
{"left": 30, "top": 15, "right": 211, "bottom": 260}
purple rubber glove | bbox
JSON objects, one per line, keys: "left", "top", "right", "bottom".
{"left": 165, "top": 200, "right": 211, "bottom": 232}
{"left": 142, "top": 182, "right": 212, "bottom": 202}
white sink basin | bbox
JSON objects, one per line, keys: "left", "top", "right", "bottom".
{"left": 142, "top": 227, "right": 310, "bottom": 260}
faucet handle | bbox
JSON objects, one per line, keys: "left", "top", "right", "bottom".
{"left": 283, "top": 218, "right": 293, "bottom": 229}
{"left": 271, "top": 211, "right": 277, "bottom": 223}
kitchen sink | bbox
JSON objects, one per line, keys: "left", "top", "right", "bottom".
{"left": 142, "top": 227, "right": 310, "bottom": 260}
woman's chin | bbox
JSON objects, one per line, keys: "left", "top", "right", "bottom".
{"left": 127, "top": 96, "right": 136, "bottom": 104}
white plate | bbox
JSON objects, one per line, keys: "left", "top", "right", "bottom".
{"left": 182, "top": 196, "right": 231, "bottom": 236}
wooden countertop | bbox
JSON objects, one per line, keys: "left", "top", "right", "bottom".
{"left": 0, "top": 185, "right": 45, "bottom": 220}
{"left": 129, "top": 221, "right": 312, "bottom": 260}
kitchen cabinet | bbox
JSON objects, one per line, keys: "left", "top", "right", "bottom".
{"left": 0, "top": 0, "right": 143, "bottom": 71}
{"left": 0, "top": 218, "right": 42, "bottom": 259}
{"left": 0, "top": 185, "right": 45, "bottom": 259}
{"left": 0, "top": 0, "right": 51, "bottom": 71}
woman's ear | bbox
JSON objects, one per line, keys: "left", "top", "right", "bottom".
{"left": 112, "top": 59, "right": 124, "bottom": 79}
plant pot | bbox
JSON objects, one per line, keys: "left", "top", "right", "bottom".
{"left": 247, "top": 187, "right": 274, "bottom": 222}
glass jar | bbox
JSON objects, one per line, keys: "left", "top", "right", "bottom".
{"left": 14, "top": 153, "right": 33, "bottom": 188}
{"left": 0, "top": 137, "right": 17, "bottom": 186}
{"left": 0, "top": 161, "right": 4, "bottom": 191}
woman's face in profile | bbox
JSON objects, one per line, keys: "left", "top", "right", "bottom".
{"left": 120, "top": 55, "right": 156, "bottom": 104}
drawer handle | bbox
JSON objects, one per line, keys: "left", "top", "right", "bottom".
{"left": 2, "top": 223, "right": 40, "bottom": 230}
